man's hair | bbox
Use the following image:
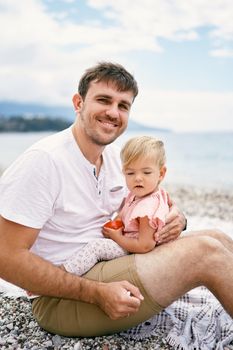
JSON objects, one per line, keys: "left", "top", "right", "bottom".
{"left": 120, "top": 136, "right": 166, "bottom": 169}
{"left": 78, "top": 62, "right": 138, "bottom": 99}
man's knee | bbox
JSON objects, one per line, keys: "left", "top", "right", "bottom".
{"left": 168, "top": 234, "right": 224, "bottom": 266}
{"left": 136, "top": 235, "right": 225, "bottom": 277}
{"left": 204, "top": 228, "right": 227, "bottom": 241}
{"left": 193, "top": 234, "right": 224, "bottom": 251}
{"left": 166, "top": 234, "right": 223, "bottom": 257}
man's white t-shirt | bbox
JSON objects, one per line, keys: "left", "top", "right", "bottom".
{"left": 0, "top": 127, "right": 127, "bottom": 265}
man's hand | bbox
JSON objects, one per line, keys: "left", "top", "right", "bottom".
{"left": 155, "top": 204, "right": 186, "bottom": 244}
{"left": 95, "top": 280, "right": 144, "bottom": 319}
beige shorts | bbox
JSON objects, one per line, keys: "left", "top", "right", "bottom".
{"left": 32, "top": 254, "right": 162, "bottom": 337}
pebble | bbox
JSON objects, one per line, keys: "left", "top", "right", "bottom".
{"left": 165, "top": 184, "right": 233, "bottom": 222}
{"left": 74, "top": 341, "right": 82, "bottom": 350}
{"left": 0, "top": 295, "right": 172, "bottom": 349}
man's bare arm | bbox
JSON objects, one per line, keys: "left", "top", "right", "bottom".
{"left": 0, "top": 216, "right": 143, "bottom": 319}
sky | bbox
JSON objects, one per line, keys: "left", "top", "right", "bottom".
{"left": 0, "top": 0, "right": 233, "bottom": 132}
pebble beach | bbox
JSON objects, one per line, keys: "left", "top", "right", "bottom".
{"left": 0, "top": 184, "right": 233, "bottom": 349}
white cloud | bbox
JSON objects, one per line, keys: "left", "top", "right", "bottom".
{"left": 1, "top": 0, "right": 233, "bottom": 59}
{"left": 132, "top": 89, "right": 233, "bottom": 132}
{"left": 210, "top": 48, "right": 233, "bottom": 57}
{"left": 88, "top": 0, "right": 233, "bottom": 51}
{"left": 0, "top": 0, "right": 233, "bottom": 131}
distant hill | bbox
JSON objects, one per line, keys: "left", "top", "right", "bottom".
{"left": 0, "top": 101, "right": 171, "bottom": 132}
{"left": 0, "top": 116, "right": 71, "bottom": 132}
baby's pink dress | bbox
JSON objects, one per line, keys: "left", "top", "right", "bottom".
{"left": 64, "top": 188, "right": 170, "bottom": 276}
{"left": 120, "top": 188, "right": 170, "bottom": 238}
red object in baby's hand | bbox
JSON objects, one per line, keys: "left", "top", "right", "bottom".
{"left": 104, "top": 219, "right": 124, "bottom": 230}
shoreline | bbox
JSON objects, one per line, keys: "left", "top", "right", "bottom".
{"left": 0, "top": 184, "right": 232, "bottom": 349}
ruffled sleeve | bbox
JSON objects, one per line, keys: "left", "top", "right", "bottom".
{"left": 129, "top": 188, "right": 169, "bottom": 231}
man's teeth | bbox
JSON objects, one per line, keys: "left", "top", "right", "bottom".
{"left": 100, "top": 120, "right": 117, "bottom": 127}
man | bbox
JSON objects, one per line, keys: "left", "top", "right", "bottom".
{"left": 0, "top": 62, "right": 232, "bottom": 337}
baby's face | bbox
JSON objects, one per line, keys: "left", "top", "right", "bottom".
{"left": 123, "top": 157, "right": 166, "bottom": 198}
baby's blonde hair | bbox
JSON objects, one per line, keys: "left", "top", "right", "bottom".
{"left": 120, "top": 136, "right": 166, "bottom": 169}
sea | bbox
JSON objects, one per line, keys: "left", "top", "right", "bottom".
{"left": 0, "top": 130, "right": 232, "bottom": 190}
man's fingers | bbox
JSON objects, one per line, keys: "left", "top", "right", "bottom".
{"left": 156, "top": 221, "right": 181, "bottom": 243}
{"left": 157, "top": 219, "right": 178, "bottom": 236}
{"left": 158, "top": 227, "right": 181, "bottom": 243}
{"left": 126, "top": 283, "right": 144, "bottom": 301}
{"left": 108, "top": 295, "right": 141, "bottom": 319}
{"left": 99, "top": 281, "right": 143, "bottom": 320}
{"left": 155, "top": 204, "right": 186, "bottom": 244}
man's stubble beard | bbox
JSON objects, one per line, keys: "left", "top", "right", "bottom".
{"left": 80, "top": 111, "right": 126, "bottom": 147}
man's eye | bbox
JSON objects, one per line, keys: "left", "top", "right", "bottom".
{"left": 119, "top": 104, "right": 129, "bottom": 111}
{"left": 97, "top": 98, "right": 109, "bottom": 104}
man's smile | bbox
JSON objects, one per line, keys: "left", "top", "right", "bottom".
{"left": 97, "top": 118, "right": 119, "bottom": 129}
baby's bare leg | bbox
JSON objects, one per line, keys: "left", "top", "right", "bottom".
{"left": 135, "top": 230, "right": 233, "bottom": 316}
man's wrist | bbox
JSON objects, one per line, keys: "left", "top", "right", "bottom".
{"left": 77, "top": 278, "right": 100, "bottom": 304}
{"left": 90, "top": 281, "right": 108, "bottom": 307}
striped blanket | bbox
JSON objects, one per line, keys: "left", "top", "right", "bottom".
{"left": 121, "top": 286, "right": 233, "bottom": 350}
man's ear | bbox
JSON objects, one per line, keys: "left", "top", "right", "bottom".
{"left": 72, "top": 93, "right": 83, "bottom": 112}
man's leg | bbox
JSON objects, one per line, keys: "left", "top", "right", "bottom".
{"left": 135, "top": 230, "right": 233, "bottom": 316}
{"left": 32, "top": 229, "right": 233, "bottom": 337}
{"left": 185, "top": 229, "right": 233, "bottom": 253}
{"left": 32, "top": 254, "right": 162, "bottom": 337}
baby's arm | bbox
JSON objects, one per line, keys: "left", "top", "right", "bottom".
{"left": 102, "top": 216, "right": 156, "bottom": 254}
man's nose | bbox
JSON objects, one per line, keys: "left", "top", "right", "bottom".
{"left": 105, "top": 104, "right": 120, "bottom": 119}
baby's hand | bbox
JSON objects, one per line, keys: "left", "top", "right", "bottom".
{"left": 103, "top": 219, "right": 124, "bottom": 230}
{"left": 102, "top": 223, "right": 123, "bottom": 239}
